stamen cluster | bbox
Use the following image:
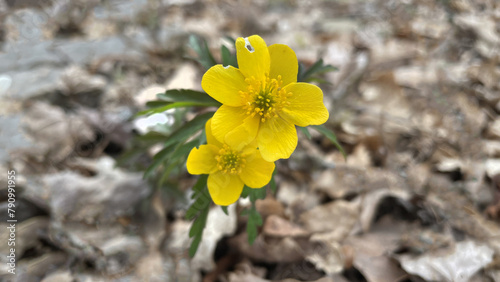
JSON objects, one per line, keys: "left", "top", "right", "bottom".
{"left": 215, "top": 144, "right": 246, "bottom": 174}
{"left": 240, "top": 75, "right": 292, "bottom": 123}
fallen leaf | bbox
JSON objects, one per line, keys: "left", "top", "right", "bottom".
{"left": 263, "top": 215, "right": 309, "bottom": 238}
{"left": 397, "top": 240, "right": 494, "bottom": 282}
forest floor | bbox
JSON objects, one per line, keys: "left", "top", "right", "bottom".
{"left": 1, "top": 0, "right": 500, "bottom": 281}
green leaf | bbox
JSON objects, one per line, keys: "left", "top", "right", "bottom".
{"left": 145, "top": 100, "right": 172, "bottom": 108}
{"left": 188, "top": 34, "right": 217, "bottom": 70}
{"left": 186, "top": 175, "right": 210, "bottom": 220}
{"left": 241, "top": 185, "right": 266, "bottom": 201}
{"left": 157, "top": 159, "right": 183, "bottom": 188}
{"left": 164, "top": 112, "right": 214, "bottom": 149}
{"left": 157, "top": 89, "right": 220, "bottom": 105}
{"left": 310, "top": 124, "right": 346, "bottom": 160}
{"left": 186, "top": 177, "right": 211, "bottom": 257}
{"left": 240, "top": 186, "right": 251, "bottom": 198}
{"left": 249, "top": 186, "right": 266, "bottom": 202}
{"left": 135, "top": 131, "right": 169, "bottom": 144}
{"left": 297, "top": 59, "right": 337, "bottom": 83}
{"left": 136, "top": 101, "right": 220, "bottom": 116}
{"left": 299, "top": 126, "right": 312, "bottom": 140}
{"left": 192, "top": 174, "right": 209, "bottom": 194}
{"left": 170, "top": 139, "right": 200, "bottom": 161}
{"left": 221, "top": 45, "right": 238, "bottom": 68}
{"left": 143, "top": 144, "right": 175, "bottom": 179}
{"left": 245, "top": 205, "right": 263, "bottom": 245}
{"left": 198, "top": 128, "right": 207, "bottom": 146}
{"left": 136, "top": 89, "right": 221, "bottom": 117}
{"left": 189, "top": 206, "right": 209, "bottom": 237}
{"left": 188, "top": 205, "right": 209, "bottom": 257}
{"left": 221, "top": 205, "right": 229, "bottom": 215}
{"left": 189, "top": 234, "right": 202, "bottom": 258}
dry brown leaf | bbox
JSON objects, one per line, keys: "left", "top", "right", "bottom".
{"left": 300, "top": 200, "right": 359, "bottom": 236}
{"left": 230, "top": 233, "right": 304, "bottom": 264}
{"left": 305, "top": 240, "right": 346, "bottom": 275}
{"left": 134, "top": 251, "right": 176, "bottom": 282}
{"left": 397, "top": 240, "right": 494, "bottom": 282}
{"left": 358, "top": 189, "right": 411, "bottom": 232}
{"left": 345, "top": 217, "right": 408, "bottom": 282}
{"left": 262, "top": 215, "right": 309, "bottom": 238}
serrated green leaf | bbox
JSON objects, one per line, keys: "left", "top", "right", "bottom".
{"left": 249, "top": 186, "right": 266, "bottom": 202}
{"left": 136, "top": 101, "right": 220, "bottom": 117}
{"left": 188, "top": 204, "right": 210, "bottom": 257}
{"left": 145, "top": 100, "right": 172, "bottom": 108}
{"left": 221, "top": 205, "right": 229, "bottom": 215}
{"left": 246, "top": 206, "right": 263, "bottom": 245}
{"left": 157, "top": 159, "right": 182, "bottom": 188}
{"left": 299, "top": 126, "right": 312, "bottom": 140}
{"left": 189, "top": 234, "right": 202, "bottom": 257}
{"left": 170, "top": 139, "right": 199, "bottom": 161}
{"left": 188, "top": 34, "right": 217, "bottom": 70}
{"left": 198, "top": 128, "right": 207, "bottom": 146}
{"left": 221, "top": 45, "right": 238, "bottom": 68}
{"left": 189, "top": 206, "right": 209, "bottom": 238}
{"left": 164, "top": 112, "right": 214, "bottom": 148}
{"left": 143, "top": 144, "right": 175, "bottom": 179}
{"left": 186, "top": 190, "right": 211, "bottom": 220}
{"left": 247, "top": 220, "right": 258, "bottom": 244}
{"left": 135, "top": 131, "right": 169, "bottom": 144}
{"left": 144, "top": 113, "right": 213, "bottom": 180}
{"left": 297, "top": 59, "right": 337, "bottom": 83}
{"left": 240, "top": 185, "right": 251, "bottom": 199}
{"left": 157, "top": 89, "right": 220, "bottom": 105}
{"left": 311, "top": 124, "right": 346, "bottom": 160}
{"left": 186, "top": 176, "right": 210, "bottom": 220}
{"left": 192, "top": 174, "right": 209, "bottom": 194}
{"left": 241, "top": 185, "right": 267, "bottom": 201}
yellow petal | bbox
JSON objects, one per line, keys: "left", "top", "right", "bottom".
{"left": 257, "top": 117, "right": 298, "bottom": 162}
{"left": 205, "top": 119, "right": 222, "bottom": 147}
{"left": 186, "top": 145, "right": 219, "bottom": 175}
{"left": 201, "top": 65, "right": 246, "bottom": 107}
{"left": 224, "top": 114, "right": 260, "bottom": 151}
{"left": 268, "top": 44, "right": 298, "bottom": 87}
{"left": 280, "top": 83, "right": 329, "bottom": 127}
{"left": 208, "top": 172, "right": 244, "bottom": 206}
{"left": 236, "top": 35, "right": 270, "bottom": 81}
{"left": 241, "top": 139, "right": 259, "bottom": 156}
{"left": 211, "top": 105, "right": 247, "bottom": 144}
{"left": 239, "top": 152, "right": 275, "bottom": 188}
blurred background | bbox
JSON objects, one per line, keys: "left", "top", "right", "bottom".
{"left": 1, "top": 0, "right": 500, "bottom": 281}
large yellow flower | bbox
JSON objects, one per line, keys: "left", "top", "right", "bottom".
{"left": 202, "top": 35, "right": 329, "bottom": 162}
{"left": 186, "top": 119, "right": 275, "bottom": 206}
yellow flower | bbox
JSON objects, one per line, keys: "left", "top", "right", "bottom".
{"left": 186, "top": 119, "right": 275, "bottom": 206}
{"left": 201, "top": 35, "right": 329, "bottom": 162}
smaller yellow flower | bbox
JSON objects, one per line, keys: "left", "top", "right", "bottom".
{"left": 186, "top": 119, "right": 275, "bottom": 206}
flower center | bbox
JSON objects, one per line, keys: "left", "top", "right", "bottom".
{"left": 215, "top": 144, "right": 246, "bottom": 175}
{"left": 240, "top": 75, "right": 292, "bottom": 123}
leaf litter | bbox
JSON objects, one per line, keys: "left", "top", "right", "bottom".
{"left": 1, "top": 0, "right": 500, "bottom": 281}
